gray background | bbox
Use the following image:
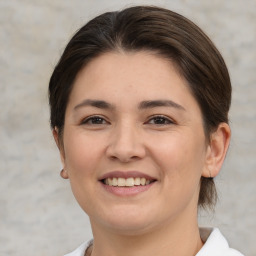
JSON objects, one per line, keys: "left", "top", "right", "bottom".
{"left": 0, "top": 0, "right": 255, "bottom": 255}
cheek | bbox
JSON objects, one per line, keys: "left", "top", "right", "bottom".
{"left": 62, "top": 132, "right": 104, "bottom": 212}
{"left": 149, "top": 131, "right": 206, "bottom": 182}
{"left": 63, "top": 131, "right": 103, "bottom": 178}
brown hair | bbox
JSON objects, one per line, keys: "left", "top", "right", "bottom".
{"left": 49, "top": 6, "right": 231, "bottom": 209}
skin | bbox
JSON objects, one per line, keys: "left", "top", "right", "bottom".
{"left": 54, "top": 51, "right": 230, "bottom": 256}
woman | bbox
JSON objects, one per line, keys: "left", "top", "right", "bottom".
{"left": 49, "top": 6, "right": 244, "bottom": 256}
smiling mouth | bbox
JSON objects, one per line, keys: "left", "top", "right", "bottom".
{"left": 102, "top": 177, "right": 155, "bottom": 187}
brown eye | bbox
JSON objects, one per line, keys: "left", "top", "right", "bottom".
{"left": 82, "top": 116, "right": 108, "bottom": 125}
{"left": 147, "top": 115, "right": 174, "bottom": 125}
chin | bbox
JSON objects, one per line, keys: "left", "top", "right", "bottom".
{"left": 93, "top": 205, "right": 158, "bottom": 235}
{"left": 105, "top": 218, "right": 155, "bottom": 236}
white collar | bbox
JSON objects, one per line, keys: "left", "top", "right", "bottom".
{"left": 197, "top": 227, "right": 244, "bottom": 256}
{"left": 64, "top": 228, "right": 244, "bottom": 256}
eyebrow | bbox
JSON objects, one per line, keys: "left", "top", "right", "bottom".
{"left": 139, "top": 100, "right": 186, "bottom": 111}
{"left": 74, "top": 99, "right": 114, "bottom": 110}
{"left": 74, "top": 99, "right": 185, "bottom": 111}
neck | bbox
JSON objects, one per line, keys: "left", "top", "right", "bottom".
{"left": 89, "top": 212, "right": 203, "bottom": 256}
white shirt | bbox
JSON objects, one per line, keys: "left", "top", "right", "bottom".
{"left": 64, "top": 228, "right": 244, "bottom": 256}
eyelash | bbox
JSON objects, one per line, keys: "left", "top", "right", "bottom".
{"left": 80, "top": 115, "right": 175, "bottom": 126}
{"left": 146, "top": 115, "right": 175, "bottom": 125}
{"left": 81, "top": 115, "right": 108, "bottom": 125}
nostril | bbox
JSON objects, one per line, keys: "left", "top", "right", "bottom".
{"left": 108, "top": 154, "right": 142, "bottom": 163}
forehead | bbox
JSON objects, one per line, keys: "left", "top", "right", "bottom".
{"left": 70, "top": 51, "right": 191, "bottom": 99}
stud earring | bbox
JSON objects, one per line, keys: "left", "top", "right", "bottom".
{"left": 60, "top": 169, "right": 69, "bottom": 179}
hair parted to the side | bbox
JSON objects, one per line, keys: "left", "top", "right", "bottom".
{"left": 49, "top": 6, "right": 231, "bottom": 209}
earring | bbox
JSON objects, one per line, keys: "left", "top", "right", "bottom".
{"left": 60, "top": 169, "right": 69, "bottom": 179}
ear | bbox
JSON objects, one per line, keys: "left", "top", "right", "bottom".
{"left": 202, "top": 123, "right": 231, "bottom": 178}
{"left": 52, "top": 127, "right": 69, "bottom": 179}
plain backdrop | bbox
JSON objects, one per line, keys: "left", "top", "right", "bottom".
{"left": 0, "top": 0, "right": 255, "bottom": 255}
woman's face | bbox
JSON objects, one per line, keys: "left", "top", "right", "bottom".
{"left": 60, "top": 51, "right": 211, "bottom": 234}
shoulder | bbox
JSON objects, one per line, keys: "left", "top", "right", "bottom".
{"left": 197, "top": 227, "right": 244, "bottom": 256}
{"left": 64, "top": 240, "right": 92, "bottom": 256}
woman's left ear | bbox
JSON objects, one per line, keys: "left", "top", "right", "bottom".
{"left": 52, "top": 127, "right": 68, "bottom": 178}
{"left": 202, "top": 123, "right": 231, "bottom": 178}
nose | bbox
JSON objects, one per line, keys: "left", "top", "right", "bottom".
{"left": 106, "top": 122, "right": 146, "bottom": 163}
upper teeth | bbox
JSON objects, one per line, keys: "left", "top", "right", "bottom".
{"left": 104, "top": 177, "right": 151, "bottom": 187}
